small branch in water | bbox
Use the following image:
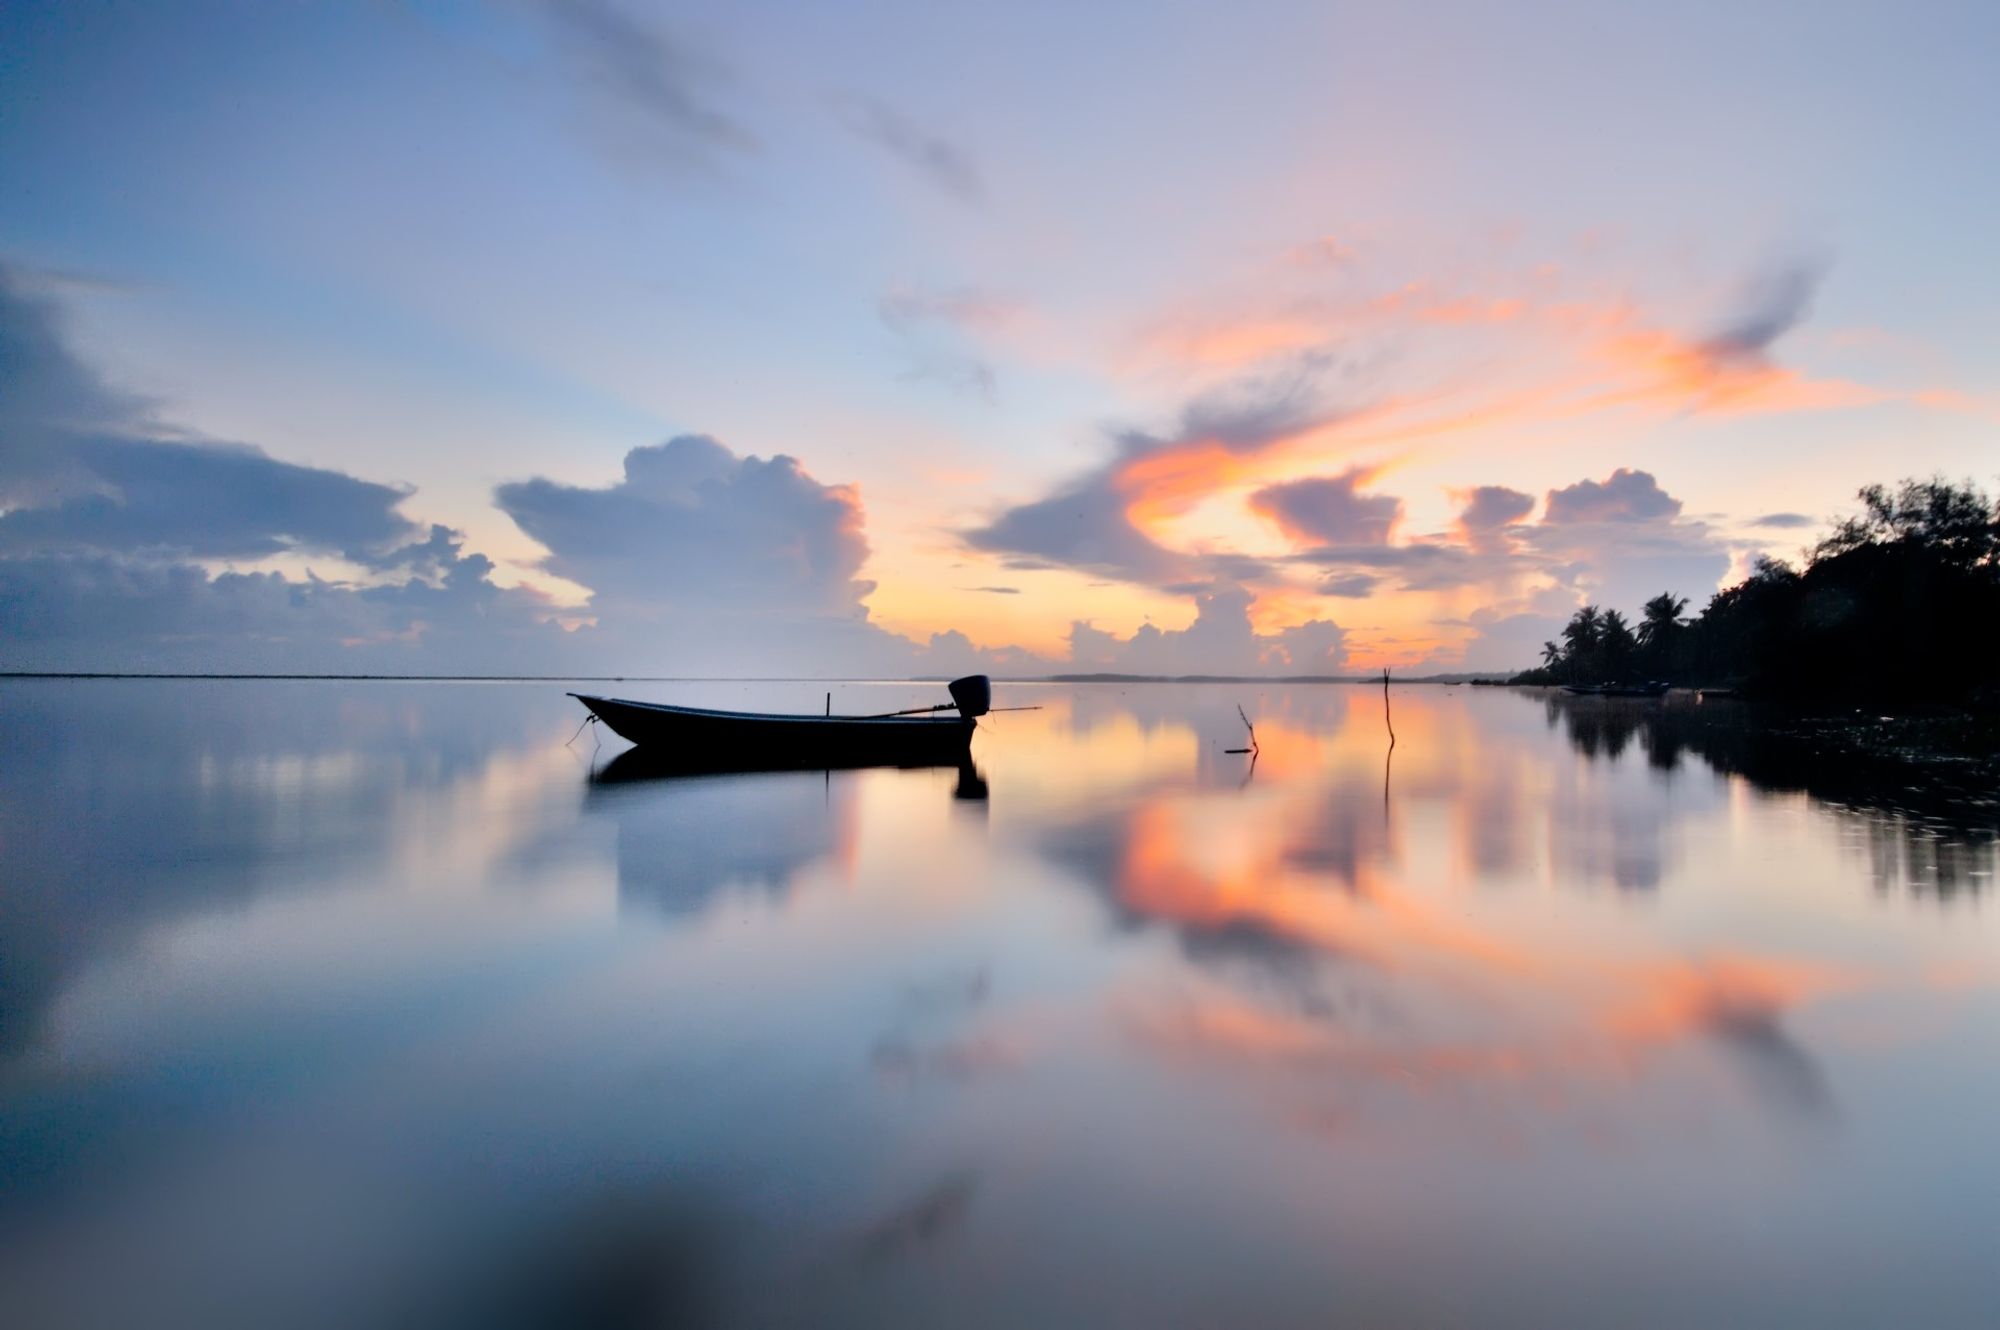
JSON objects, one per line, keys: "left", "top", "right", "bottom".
{"left": 1382, "top": 668, "right": 1396, "bottom": 749}
{"left": 1226, "top": 703, "right": 1261, "bottom": 755}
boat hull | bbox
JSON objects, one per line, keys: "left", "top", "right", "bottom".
{"left": 571, "top": 693, "right": 975, "bottom": 767}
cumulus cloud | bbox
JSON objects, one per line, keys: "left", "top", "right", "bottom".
{"left": 1521, "top": 468, "right": 1728, "bottom": 618}
{"left": 496, "top": 435, "right": 874, "bottom": 621}
{"left": 1067, "top": 585, "right": 1347, "bottom": 677}
{"left": 1542, "top": 467, "right": 1681, "bottom": 524}
{"left": 1457, "top": 484, "right": 1535, "bottom": 536}
{"left": 1249, "top": 467, "right": 1401, "bottom": 546}
{"left": 830, "top": 93, "right": 982, "bottom": 202}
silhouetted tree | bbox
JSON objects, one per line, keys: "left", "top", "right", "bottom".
{"left": 1633, "top": 592, "right": 1688, "bottom": 678}
{"left": 1600, "top": 609, "right": 1638, "bottom": 682}
{"left": 1508, "top": 476, "right": 2000, "bottom": 703}
{"left": 1560, "top": 605, "right": 1602, "bottom": 682}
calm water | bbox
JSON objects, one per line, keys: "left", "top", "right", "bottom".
{"left": 2, "top": 679, "right": 1997, "bottom": 1329}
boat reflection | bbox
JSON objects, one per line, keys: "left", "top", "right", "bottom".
{"left": 586, "top": 750, "right": 988, "bottom": 917}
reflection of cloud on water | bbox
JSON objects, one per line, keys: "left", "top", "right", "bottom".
{"left": 854, "top": 1173, "right": 978, "bottom": 1265}
{"left": 1118, "top": 949, "right": 1850, "bottom": 1130}
{"left": 589, "top": 768, "right": 858, "bottom": 918}
{"left": 0, "top": 681, "right": 580, "bottom": 1059}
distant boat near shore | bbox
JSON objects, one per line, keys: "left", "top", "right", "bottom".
{"left": 1563, "top": 681, "right": 1670, "bottom": 698}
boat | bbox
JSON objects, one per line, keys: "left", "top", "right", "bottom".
{"left": 569, "top": 674, "right": 991, "bottom": 767}
{"left": 1562, "top": 681, "right": 1669, "bottom": 698}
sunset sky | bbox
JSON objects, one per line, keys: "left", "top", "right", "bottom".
{"left": 3, "top": 0, "right": 1995, "bottom": 675}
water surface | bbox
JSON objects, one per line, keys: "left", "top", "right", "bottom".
{"left": 3, "top": 680, "right": 1997, "bottom": 1328}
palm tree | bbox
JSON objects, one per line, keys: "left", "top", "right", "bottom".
{"left": 1600, "top": 609, "right": 1638, "bottom": 681}
{"left": 1636, "top": 593, "right": 1689, "bottom": 650}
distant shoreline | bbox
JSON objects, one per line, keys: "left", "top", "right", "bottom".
{"left": 0, "top": 671, "right": 1511, "bottom": 685}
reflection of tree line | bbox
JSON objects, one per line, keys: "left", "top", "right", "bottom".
{"left": 1515, "top": 478, "right": 2000, "bottom": 701}
{"left": 1542, "top": 692, "right": 1997, "bottom": 897}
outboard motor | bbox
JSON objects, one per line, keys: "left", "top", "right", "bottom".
{"left": 947, "top": 674, "right": 992, "bottom": 718}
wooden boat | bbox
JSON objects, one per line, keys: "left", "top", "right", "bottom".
{"left": 1563, "top": 681, "right": 1669, "bottom": 698}
{"left": 570, "top": 675, "right": 990, "bottom": 767}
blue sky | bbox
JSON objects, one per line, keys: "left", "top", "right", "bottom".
{"left": 2, "top": 0, "right": 1995, "bottom": 673}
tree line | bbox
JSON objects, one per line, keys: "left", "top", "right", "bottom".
{"left": 1509, "top": 477, "right": 2000, "bottom": 702}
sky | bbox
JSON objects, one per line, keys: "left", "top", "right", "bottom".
{"left": 2, "top": 0, "right": 1995, "bottom": 676}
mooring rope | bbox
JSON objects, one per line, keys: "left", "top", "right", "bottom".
{"left": 564, "top": 712, "right": 598, "bottom": 747}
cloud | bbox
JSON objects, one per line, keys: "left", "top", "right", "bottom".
{"left": 1318, "top": 573, "right": 1381, "bottom": 598}
{"left": 1521, "top": 469, "right": 1729, "bottom": 615}
{"left": 1750, "top": 511, "right": 1815, "bottom": 529}
{"left": 966, "top": 356, "right": 1353, "bottom": 588}
{"left": 537, "top": 0, "right": 757, "bottom": 165}
{"left": 1699, "top": 259, "right": 1826, "bottom": 368}
{"left": 496, "top": 434, "right": 873, "bottom": 620}
{"left": 1456, "top": 484, "right": 1536, "bottom": 535}
{"left": 829, "top": 93, "right": 982, "bottom": 203}
{"left": 0, "top": 262, "right": 566, "bottom": 672}
{"left": 1542, "top": 467, "right": 1681, "bottom": 524}
{"left": 876, "top": 286, "right": 1010, "bottom": 400}
{"left": 964, "top": 585, "right": 1020, "bottom": 595}
{"left": 1067, "top": 585, "right": 1347, "bottom": 676}
{"left": 1249, "top": 467, "right": 1402, "bottom": 547}
{"left": 965, "top": 458, "right": 1185, "bottom": 585}
{"left": 1289, "top": 540, "right": 1487, "bottom": 593}
{"left": 0, "top": 436, "right": 419, "bottom": 564}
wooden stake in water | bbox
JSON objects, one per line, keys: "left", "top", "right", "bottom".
{"left": 1382, "top": 668, "right": 1395, "bottom": 749}
{"left": 1227, "top": 704, "right": 1260, "bottom": 755}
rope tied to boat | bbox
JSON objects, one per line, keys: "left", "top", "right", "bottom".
{"left": 564, "top": 712, "right": 598, "bottom": 747}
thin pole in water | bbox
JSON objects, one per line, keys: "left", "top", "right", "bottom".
{"left": 826, "top": 691, "right": 831, "bottom": 716}
{"left": 1382, "top": 667, "right": 1396, "bottom": 748}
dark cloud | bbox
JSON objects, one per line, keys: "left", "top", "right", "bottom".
{"left": 1176, "top": 352, "right": 1346, "bottom": 452}
{"left": 0, "top": 544, "right": 559, "bottom": 673}
{"left": 1318, "top": 573, "right": 1380, "bottom": 598}
{"left": 830, "top": 93, "right": 982, "bottom": 203}
{"left": 0, "top": 435, "right": 419, "bottom": 563}
{"left": 1542, "top": 468, "right": 1681, "bottom": 524}
{"left": 1700, "top": 259, "right": 1826, "bottom": 366}
{"left": 1, "top": 262, "right": 425, "bottom": 566}
{"left": 496, "top": 434, "right": 873, "bottom": 617}
{"left": 538, "top": 0, "right": 757, "bottom": 163}
{"left": 965, "top": 465, "right": 1184, "bottom": 585}
{"left": 1288, "top": 540, "right": 1485, "bottom": 593}
{"left": 0, "top": 261, "right": 565, "bottom": 673}
{"left": 1750, "top": 511, "right": 1815, "bottom": 529}
{"left": 963, "top": 585, "right": 1020, "bottom": 594}
{"left": 0, "top": 267, "right": 148, "bottom": 504}
{"left": 1458, "top": 484, "right": 1536, "bottom": 531}
{"left": 1250, "top": 468, "right": 1401, "bottom": 546}
{"left": 965, "top": 357, "right": 1353, "bottom": 587}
